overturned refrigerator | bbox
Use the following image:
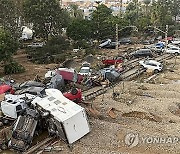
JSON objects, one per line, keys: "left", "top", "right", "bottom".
{"left": 32, "top": 89, "right": 90, "bottom": 144}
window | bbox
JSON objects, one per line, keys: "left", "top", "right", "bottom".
{"left": 16, "top": 105, "right": 22, "bottom": 112}
{"left": 149, "top": 63, "right": 157, "bottom": 67}
{"left": 48, "top": 97, "right": 55, "bottom": 101}
{"left": 137, "top": 50, "right": 143, "bottom": 54}
{"left": 80, "top": 68, "right": 89, "bottom": 73}
{"left": 52, "top": 108, "right": 57, "bottom": 112}
{"left": 54, "top": 100, "right": 61, "bottom": 105}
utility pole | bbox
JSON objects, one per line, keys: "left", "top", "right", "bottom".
{"left": 120, "top": 0, "right": 123, "bottom": 17}
{"left": 116, "top": 24, "right": 119, "bottom": 50}
{"left": 165, "top": 25, "right": 169, "bottom": 51}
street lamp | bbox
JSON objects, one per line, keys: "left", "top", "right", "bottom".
{"left": 116, "top": 25, "right": 138, "bottom": 50}
{"left": 147, "top": 25, "right": 169, "bottom": 51}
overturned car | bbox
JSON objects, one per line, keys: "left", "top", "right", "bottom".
{"left": 9, "top": 108, "right": 40, "bottom": 151}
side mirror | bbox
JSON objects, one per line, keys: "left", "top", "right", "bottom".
{"left": 42, "top": 111, "right": 50, "bottom": 117}
{"left": 10, "top": 80, "right": 15, "bottom": 83}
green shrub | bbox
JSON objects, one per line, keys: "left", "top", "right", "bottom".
{"left": 25, "top": 35, "right": 70, "bottom": 64}
{"left": 84, "top": 48, "right": 97, "bottom": 56}
{"left": 4, "top": 61, "right": 25, "bottom": 74}
{"left": 73, "top": 40, "right": 91, "bottom": 49}
{"left": 53, "top": 53, "right": 67, "bottom": 63}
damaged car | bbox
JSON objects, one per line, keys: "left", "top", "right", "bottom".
{"left": 9, "top": 108, "right": 40, "bottom": 151}
{"left": 99, "top": 68, "right": 121, "bottom": 83}
{"left": 1, "top": 94, "right": 37, "bottom": 119}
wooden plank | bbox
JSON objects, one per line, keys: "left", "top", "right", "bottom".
{"left": 24, "top": 137, "right": 54, "bottom": 154}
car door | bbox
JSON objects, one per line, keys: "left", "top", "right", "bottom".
{"left": 172, "top": 48, "right": 179, "bottom": 53}
{"left": 148, "top": 63, "right": 157, "bottom": 70}
{"left": 136, "top": 50, "right": 143, "bottom": 57}
{"left": 166, "top": 47, "right": 173, "bottom": 53}
{"left": 141, "top": 50, "right": 149, "bottom": 57}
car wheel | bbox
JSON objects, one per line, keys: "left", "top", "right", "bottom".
{"left": 175, "top": 52, "right": 179, "bottom": 56}
{"left": 71, "top": 88, "right": 78, "bottom": 95}
{"left": 139, "top": 65, "right": 144, "bottom": 69}
{"left": 154, "top": 69, "right": 159, "bottom": 74}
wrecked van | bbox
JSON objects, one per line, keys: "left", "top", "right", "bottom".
{"left": 32, "top": 89, "right": 90, "bottom": 144}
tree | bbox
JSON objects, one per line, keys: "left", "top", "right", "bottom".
{"left": 91, "top": 4, "right": 114, "bottom": 40}
{"left": 125, "top": 0, "right": 142, "bottom": 25}
{"left": 67, "top": 19, "right": 92, "bottom": 41}
{"left": 154, "top": 0, "right": 174, "bottom": 27}
{"left": 0, "top": 28, "right": 18, "bottom": 63}
{"left": 26, "top": 35, "right": 70, "bottom": 64}
{"left": 0, "top": 0, "right": 20, "bottom": 38}
{"left": 136, "top": 16, "right": 151, "bottom": 31}
{"left": 170, "top": 0, "right": 180, "bottom": 22}
{"left": 68, "top": 4, "right": 83, "bottom": 19}
{"left": 143, "top": 0, "right": 151, "bottom": 16}
{"left": 0, "top": 28, "right": 24, "bottom": 74}
{"left": 23, "top": 0, "right": 70, "bottom": 40}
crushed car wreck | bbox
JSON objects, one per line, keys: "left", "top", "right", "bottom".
{"left": 9, "top": 108, "right": 40, "bottom": 151}
{"left": 1, "top": 94, "right": 37, "bottom": 119}
{"left": 0, "top": 87, "right": 90, "bottom": 152}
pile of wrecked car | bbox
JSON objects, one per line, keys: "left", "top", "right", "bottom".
{"left": 0, "top": 75, "right": 91, "bottom": 152}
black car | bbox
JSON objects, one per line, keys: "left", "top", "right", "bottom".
{"left": 130, "top": 49, "right": 153, "bottom": 59}
{"left": 142, "top": 40, "right": 151, "bottom": 45}
{"left": 119, "top": 38, "right": 132, "bottom": 45}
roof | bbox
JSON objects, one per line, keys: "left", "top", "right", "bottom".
{"left": 80, "top": 66, "right": 90, "bottom": 69}
{"left": 0, "top": 85, "right": 11, "bottom": 94}
{"left": 142, "top": 60, "right": 161, "bottom": 65}
{"left": 32, "top": 89, "right": 84, "bottom": 122}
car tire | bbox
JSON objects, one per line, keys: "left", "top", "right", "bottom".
{"left": 139, "top": 65, "right": 144, "bottom": 69}
{"left": 71, "top": 88, "right": 78, "bottom": 95}
{"left": 154, "top": 69, "right": 159, "bottom": 74}
{"left": 175, "top": 52, "right": 179, "bottom": 56}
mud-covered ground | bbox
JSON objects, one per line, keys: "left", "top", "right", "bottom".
{"left": 1, "top": 46, "right": 180, "bottom": 154}
{"left": 48, "top": 57, "right": 180, "bottom": 154}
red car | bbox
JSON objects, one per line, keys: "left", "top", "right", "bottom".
{"left": 57, "top": 68, "right": 83, "bottom": 84}
{"left": 102, "top": 57, "right": 123, "bottom": 66}
{"left": 63, "top": 88, "right": 82, "bottom": 103}
{"left": 0, "top": 84, "right": 15, "bottom": 94}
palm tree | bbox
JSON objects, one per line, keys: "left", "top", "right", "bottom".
{"left": 69, "top": 4, "right": 83, "bottom": 19}
{"left": 143, "top": 0, "right": 151, "bottom": 16}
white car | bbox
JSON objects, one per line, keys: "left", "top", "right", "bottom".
{"left": 139, "top": 60, "right": 163, "bottom": 73}
{"left": 164, "top": 47, "right": 180, "bottom": 55}
{"left": 167, "top": 44, "right": 180, "bottom": 49}
{"left": 171, "top": 40, "right": 180, "bottom": 45}
{"left": 79, "top": 66, "right": 92, "bottom": 76}
{"left": 27, "top": 42, "right": 45, "bottom": 48}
